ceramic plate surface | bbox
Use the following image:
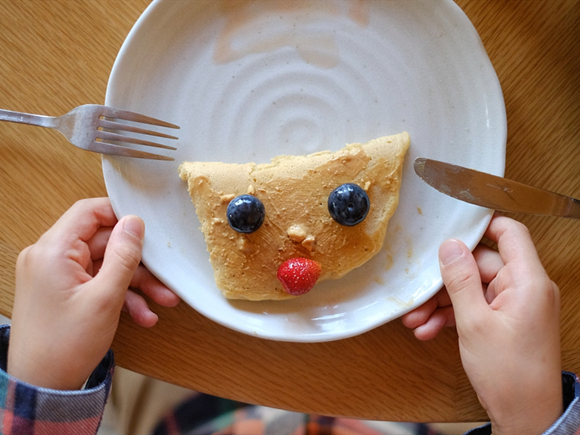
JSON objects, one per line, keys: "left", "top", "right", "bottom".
{"left": 103, "top": 0, "right": 506, "bottom": 342}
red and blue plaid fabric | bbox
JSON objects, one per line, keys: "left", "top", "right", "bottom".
{"left": 152, "top": 392, "right": 443, "bottom": 435}
{"left": 0, "top": 322, "right": 579, "bottom": 435}
{"left": 0, "top": 326, "right": 113, "bottom": 435}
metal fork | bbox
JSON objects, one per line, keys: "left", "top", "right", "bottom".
{"left": 0, "top": 104, "right": 179, "bottom": 161}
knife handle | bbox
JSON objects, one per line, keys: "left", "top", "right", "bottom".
{"left": 566, "top": 198, "right": 580, "bottom": 219}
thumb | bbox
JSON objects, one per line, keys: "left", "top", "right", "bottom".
{"left": 439, "top": 239, "right": 487, "bottom": 325}
{"left": 93, "top": 215, "right": 145, "bottom": 304}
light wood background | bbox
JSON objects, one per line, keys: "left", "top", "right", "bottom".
{"left": 0, "top": 0, "right": 578, "bottom": 422}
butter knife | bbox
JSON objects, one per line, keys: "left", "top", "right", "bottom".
{"left": 414, "top": 158, "right": 580, "bottom": 219}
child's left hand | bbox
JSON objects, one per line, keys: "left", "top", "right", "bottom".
{"left": 8, "top": 198, "right": 180, "bottom": 390}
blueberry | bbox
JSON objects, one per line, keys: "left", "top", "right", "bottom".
{"left": 227, "top": 195, "right": 265, "bottom": 233}
{"left": 328, "top": 183, "right": 370, "bottom": 226}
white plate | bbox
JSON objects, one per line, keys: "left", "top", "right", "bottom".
{"left": 103, "top": 0, "right": 506, "bottom": 342}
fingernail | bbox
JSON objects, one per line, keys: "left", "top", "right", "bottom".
{"left": 439, "top": 239, "right": 463, "bottom": 266}
{"left": 123, "top": 216, "right": 145, "bottom": 241}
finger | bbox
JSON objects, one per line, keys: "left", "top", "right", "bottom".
{"left": 485, "top": 215, "right": 543, "bottom": 271}
{"left": 43, "top": 198, "right": 118, "bottom": 244}
{"left": 92, "top": 215, "right": 145, "bottom": 306}
{"left": 92, "top": 259, "right": 103, "bottom": 277}
{"left": 413, "top": 306, "right": 455, "bottom": 341}
{"left": 401, "top": 294, "right": 438, "bottom": 329}
{"left": 439, "top": 239, "right": 488, "bottom": 326}
{"left": 130, "top": 265, "right": 181, "bottom": 307}
{"left": 473, "top": 244, "right": 504, "bottom": 283}
{"left": 124, "top": 290, "right": 159, "bottom": 328}
{"left": 436, "top": 287, "right": 452, "bottom": 307}
{"left": 402, "top": 288, "right": 451, "bottom": 329}
{"left": 86, "top": 227, "right": 113, "bottom": 261}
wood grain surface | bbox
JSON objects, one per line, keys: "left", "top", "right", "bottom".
{"left": 0, "top": 0, "right": 578, "bottom": 422}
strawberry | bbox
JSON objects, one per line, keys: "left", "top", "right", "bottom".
{"left": 277, "top": 257, "right": 321, "bottom": 296}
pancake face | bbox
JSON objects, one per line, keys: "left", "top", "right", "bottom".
{"left": 178, "top": 132, "right": 410, "bottom": 300}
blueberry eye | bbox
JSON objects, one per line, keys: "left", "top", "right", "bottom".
{"left": 227, "top": 195, "right": 265, "bottom": 233}
{"left": 328, "top": 183, "right": 370, "bottom": 226}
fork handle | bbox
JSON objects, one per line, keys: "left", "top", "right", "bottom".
{"left": 0, "top": 109, "right": 58, "bottom": 129}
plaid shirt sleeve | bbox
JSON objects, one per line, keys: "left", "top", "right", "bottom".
{"left": 0, "top": 325, "right": 113, "bottom": 435}
{"left": 465, "top": 372, "right": 580, "bottom": 435}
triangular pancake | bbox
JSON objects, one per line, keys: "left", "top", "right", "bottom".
{"left": 179, "top": 132, "right": 410, "bottom": 300}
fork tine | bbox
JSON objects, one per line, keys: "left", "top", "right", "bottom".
{"left": 99, "top": 119, "right": 178, "bottom": 139}
{"left": 96, "top": 131, "right": 177, "bottom": 150}
{"left": 100, "top": 106, "right": 180, "bottom": 129}
{"left": 90, "top": 140, "right": 174, "bottom": 161}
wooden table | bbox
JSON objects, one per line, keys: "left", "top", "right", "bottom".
{"left": 0, "top": 0, "right": 578, "bottom": 423}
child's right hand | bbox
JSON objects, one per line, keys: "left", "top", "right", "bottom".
{"left": 403, "top": 215, "right": 562, "bottom": 434}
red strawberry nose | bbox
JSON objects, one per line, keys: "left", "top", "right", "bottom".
{"left": 277, "top": 257, "right": 321, "bottom": 296}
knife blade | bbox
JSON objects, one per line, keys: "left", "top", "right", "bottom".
{"left": 414, "top": 158, "right": 580, "bottom": 219}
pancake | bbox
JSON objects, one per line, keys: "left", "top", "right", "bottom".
{"left": 178, "top": 132, "right": 410, "bottom": 300}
